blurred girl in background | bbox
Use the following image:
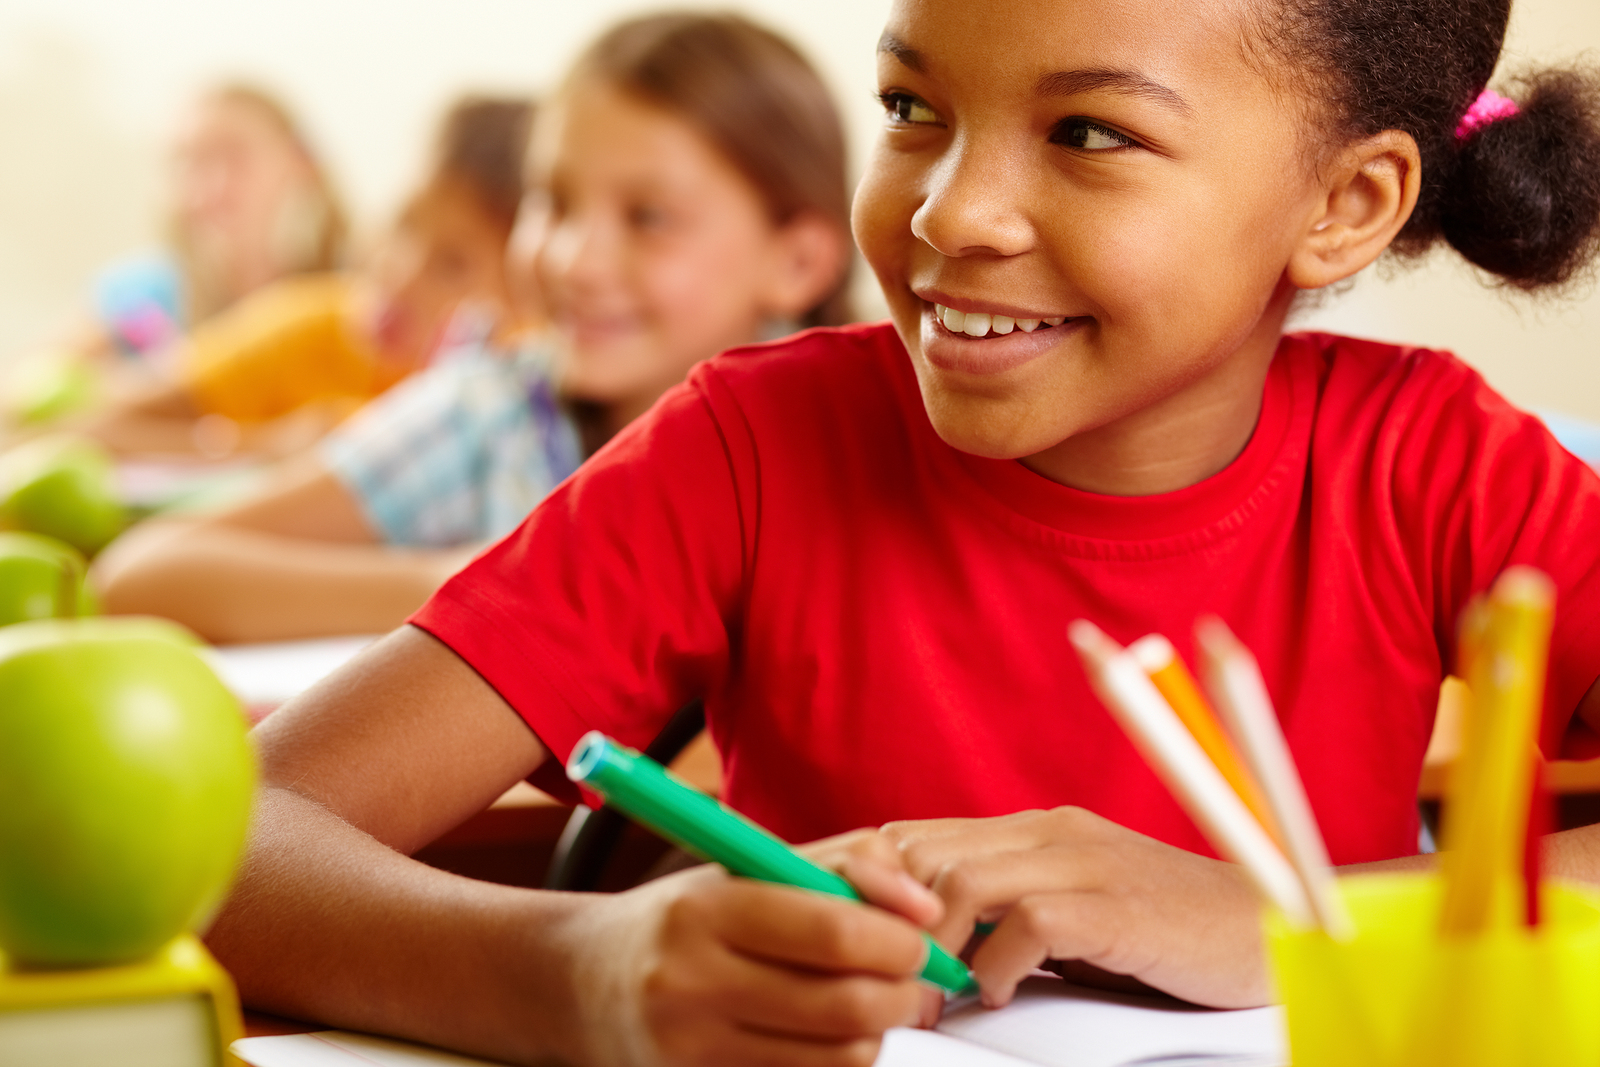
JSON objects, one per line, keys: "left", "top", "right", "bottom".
{"left": 1, "top": 84, "right": 346, "bottom": 427}
{"left": 95, "top": 84, "right": 343, "bottom": 362}
{"left": 56, "top": 96, "right": 532, "bottom": 459}
{"left": 94, "top": 12, "right": 855, "bottom": 643}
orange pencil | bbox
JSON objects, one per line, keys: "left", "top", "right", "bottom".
{"left": 1129, "top": 634, "right": 1285, "bottom": 849}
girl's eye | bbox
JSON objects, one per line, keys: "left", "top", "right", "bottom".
{"left": 627, "top": 203, "right": 669, "bottom": 231}
{"left": 1053, "top": 118, "right": 1135, "bottom": 152}
{"left": 878, "top": 90, "right": 940, "bottom": 126}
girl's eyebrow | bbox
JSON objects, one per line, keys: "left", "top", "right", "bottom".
{"left": 875, "top": 32, "right": 1191, "bottom": 121}
{"left": 1036, "top": 68, "right": 1193, "bottom": 118}
{"left": 876, "top": 32, "right": 922, "bottom": 71}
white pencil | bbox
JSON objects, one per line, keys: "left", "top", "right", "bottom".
{"left": 1068, "top": 620, "right": 1315, "bottom": 928}
{"left": 1194, "top": 616, "right": 1353, "bottom": 939}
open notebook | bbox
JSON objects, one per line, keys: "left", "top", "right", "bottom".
{"left": 232, "top": 976, "right": 1285, "bottom": 1067}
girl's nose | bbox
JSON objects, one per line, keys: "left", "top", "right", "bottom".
{"left": 542, "top": 213, "right": 620, "bottom": 293}
{"left": 910, "top": 135, "right": 1034, "bottom": 260}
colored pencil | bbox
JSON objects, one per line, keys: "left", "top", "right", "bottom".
{"left": 1195, "top": 617, "right": 1353, "bottom": 939}
{"left": 1068, "top": 620, "right": 1315, "bottom": 928}
{"left": 1128, "top": 634, "right": 1285, "bottom": 848}
{"left": 1438, "top": 568, "right": 1554, "bottom": 934}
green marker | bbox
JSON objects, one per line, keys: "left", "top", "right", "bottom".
{"left": 567, "top": 731, "right": 977, "bottom": 996}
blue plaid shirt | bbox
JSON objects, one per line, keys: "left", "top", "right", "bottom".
{"left": 321, "top": 336, "right": 582, "bottom": 548}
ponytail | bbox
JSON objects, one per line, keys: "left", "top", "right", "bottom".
{"left": 1269, "top": 0, "right": 1600, "bottom": 293}
{"left": 1440, "top": 68, "right": 1600, "bottom": 290}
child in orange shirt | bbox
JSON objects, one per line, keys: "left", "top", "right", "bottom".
{"left": 65, "top": 97, "right": 531, "bottom": 459}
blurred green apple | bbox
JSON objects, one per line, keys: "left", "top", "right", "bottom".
{"left": 0, "top": 617, "right": 255, "bottom": 967}
{"left": 0, "top": 435, "right": 126, "bottom": 555}
{"left": 1, "top": 352, "right": 99, "bottom": 426}
{"left": 0, "top": 531, "right": 95, "bottom": 626}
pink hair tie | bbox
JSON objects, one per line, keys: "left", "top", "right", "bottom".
{"left": 1455, "top": 88, "right": 1520, "bottom": 141}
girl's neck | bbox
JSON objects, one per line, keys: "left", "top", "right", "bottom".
{"left": 1019, "top": 286, "right": 1296, "bottom": 497}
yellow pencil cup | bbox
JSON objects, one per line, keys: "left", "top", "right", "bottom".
{"left": 1265, "top": 872, "right": 1600, "bottom": 1067}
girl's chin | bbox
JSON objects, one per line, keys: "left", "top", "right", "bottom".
{"left": 921, "top": 395, "right": 1068, "bottom": 462}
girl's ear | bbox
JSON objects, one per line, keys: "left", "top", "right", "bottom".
{"left": 1287, "top": 130, "right": 1421, "bottom": 290}
{"left": 759, "top": 211, "right": 850, "bottom": 319}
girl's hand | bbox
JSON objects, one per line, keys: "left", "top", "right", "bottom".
{"left": 564, "top": 839, "right": 941, "bottom": 1067}
{"left": 879, "top": 807, "right": 1271, "bottom": 1013}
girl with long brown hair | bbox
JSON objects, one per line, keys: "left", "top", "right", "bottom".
{"left": 95, "top": 13, "right": 855, "bottom": 643}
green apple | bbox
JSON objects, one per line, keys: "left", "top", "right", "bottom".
{"left": 1, "top": 352, "right": 99, "bottom": 426}
{"left": 0, "top": 617, "right": 255, "bottom": 967}
{"left": 0, "top": 435, "right": 126, "bottom": 555}
{"left": 0, "top": 531, "right": 94, "bottom": 626}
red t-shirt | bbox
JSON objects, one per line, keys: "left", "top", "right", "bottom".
{"left": 413, "top": 322, "right": 1600, "bottom": 865}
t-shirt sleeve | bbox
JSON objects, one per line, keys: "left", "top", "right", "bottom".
{"left": 180, "top": 277, "right": 374, "bottom": 421}
{"left": 321, "top": 352, "right": 580, "bottom": 548}
{"left": 320, "top": 360, "right": 486, "bottom": 547}
{"left": 1390, "top": 356, "right": 1600, "bottom": 752}
{"left": 409, "top": 372, "right": 747, "bottom": 801}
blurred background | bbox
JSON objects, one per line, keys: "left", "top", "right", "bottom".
{"left": 0, "top": 0, "right": 1596, "bottom": 416}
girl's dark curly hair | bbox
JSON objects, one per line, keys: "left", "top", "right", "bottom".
{"left": 1270, "top": 0, "right": 1600, "bottom": 291}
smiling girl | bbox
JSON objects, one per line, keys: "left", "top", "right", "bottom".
{"left": 92, "top": 14, "right": 852, "bottom": 642}
{"left": 208, "top": 0, "right": 1600, "bottom": 1064}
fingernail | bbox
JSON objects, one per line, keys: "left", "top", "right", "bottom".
{"left": 897, "top": 872, "right": 936, "bottom": 902}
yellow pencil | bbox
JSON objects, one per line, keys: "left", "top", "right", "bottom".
{"left": 1438, "top": 567, "right": 1554, "bottom": 935}
{"left": 1128, "top": 634, "right": 1286, "bottom": 850}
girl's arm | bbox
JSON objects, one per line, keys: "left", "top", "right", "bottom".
{"left": 48, "top": 378, "right": 344, "bottom": 459}
{"left": 210, "top": 626, "right": 930, "bottom": 1067}
{"left": 92, "top": 457, "right": 473, "bottom": 643}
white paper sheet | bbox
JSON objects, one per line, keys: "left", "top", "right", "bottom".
{"left": 934, "top": 977, "right": 1285, "bottom": 1067}
{"left": 233, "top": 980, "right": 1285, "bottom": 1067}
{"left": 878, "top": 1026, "right": 1038, "bottom": 1066}
{"left": 236, "top": 1027, "right": 1031, "bottom": 1067}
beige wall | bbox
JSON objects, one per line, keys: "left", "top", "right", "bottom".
{"left": 1, "top": 0, "right": 1596, "bottom": 418}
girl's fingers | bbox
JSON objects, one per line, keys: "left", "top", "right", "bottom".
{"left": 662, "top": 949, "right": 922, "bottom": 1039}
{"left": 883, "top": 808, "right": 1116, "bottom": 884}
{"left": 800, "top": 830, "right": 945, "bottom": 928}
{"left": 695, "top": 880, "right": 929, "bottom": 978}
{"left": 837, "top": 857, "right": 945, "bottom": 929}
{"left": 965, "top": 891, "right": 1124, "bottom": 1008}
{"left": 921, "top": 845, "right": 1108, "bottom": 949}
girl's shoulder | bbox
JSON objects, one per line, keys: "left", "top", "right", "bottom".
{"left": 1287, "top": 329, "right": 1508, "bottom": 428}
{"left": 1287, "top": 330, "right": 1576, "bottom": 484}
{"left": 1288, "top": 329, "right": 1479, "bottom": 390}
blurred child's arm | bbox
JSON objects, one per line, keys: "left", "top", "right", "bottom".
{"left": 210, "top": 625, "right": 930, "bottom": 1067}
{"left": 55, "top": 376, "right": 341, "bottom": 459}
{"left": 92, "top": 456, "right": 471, "bottom": 642}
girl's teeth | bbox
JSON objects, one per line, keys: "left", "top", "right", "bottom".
{"left": 933, "top": 303, "right": 1062, "bottom": 336}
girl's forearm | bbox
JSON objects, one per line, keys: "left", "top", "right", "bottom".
{"left": 1340, "top": 822, "right": 1600, "bottom": 885}
{"left": 208, "top": 787, "right": 594, "bottom": 1066}
{"left": 93, "top": 520, "right": 469, "bottom": 643}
